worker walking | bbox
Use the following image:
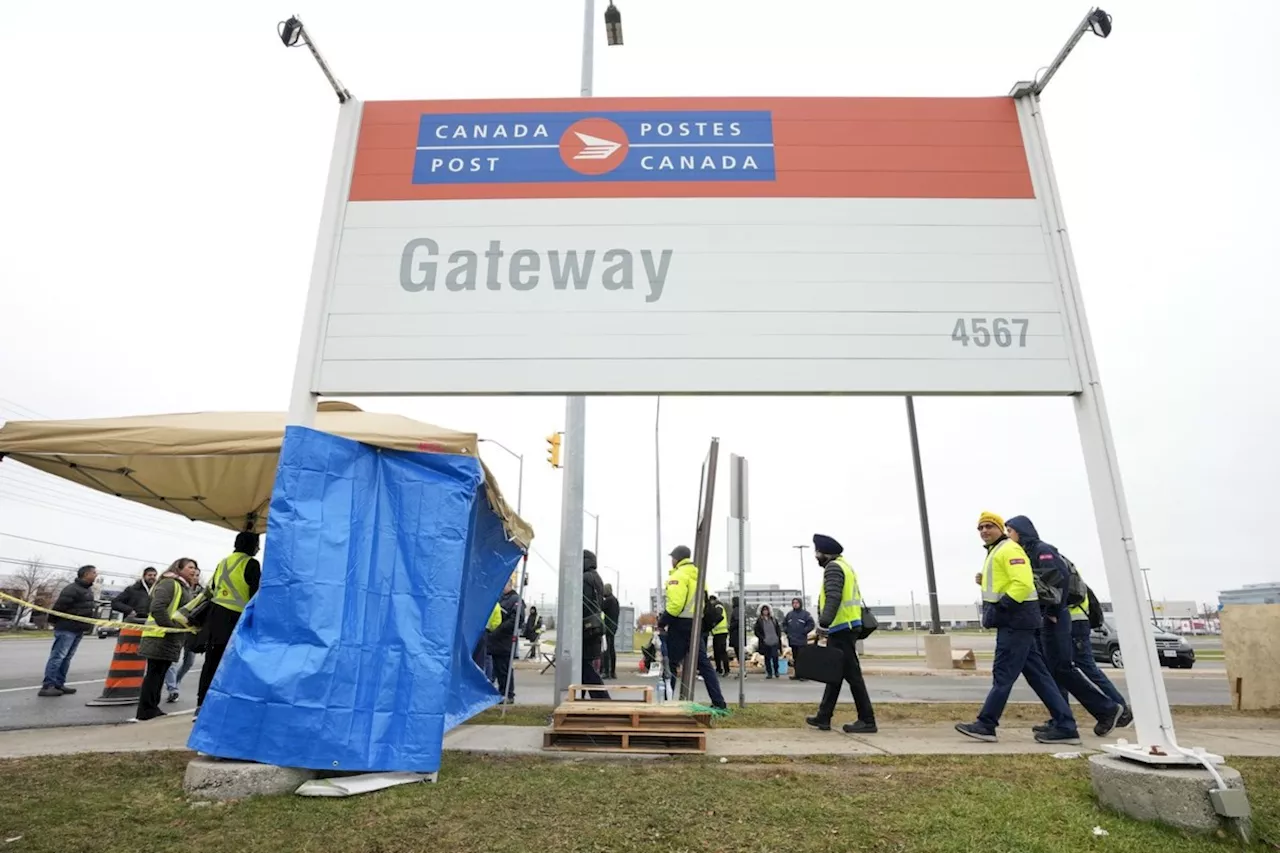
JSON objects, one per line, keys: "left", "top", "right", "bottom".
{"left": 189, "top": 532, "right": 262, "bottom": 716}
{"left": 1059, "top": 575, "right": 1130, "bottom": 716}
{"left": 708, "top": 595, "right": 730, "bottom": 676}
{"left": 956, "top": 512, "right": 1080, "bottom": 744}
{"left": 1004, "top": 516, "right": 1129, "bottom": 737}
{"left": 804, "top": 534, "right": 876, "bottom": 734}
{"left": 659, "top": 545, "right": 727, "bottom": 709}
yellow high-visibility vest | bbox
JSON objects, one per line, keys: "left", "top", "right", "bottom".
{"left": 210, "top": 552, "right": 253, "bottom": 614}
{"left": 818, "top": 556, "right": 862, "bottom": 630}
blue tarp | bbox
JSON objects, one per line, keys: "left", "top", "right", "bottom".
{"left": 187, "top": 426, "right": 522, "bottom": 772}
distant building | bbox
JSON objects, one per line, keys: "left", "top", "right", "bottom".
{"left": 649, "top": 583, "right": 808, "bottom": 616}
{"left": 1219, "top": 582, "right": 1280, "bottom": 607}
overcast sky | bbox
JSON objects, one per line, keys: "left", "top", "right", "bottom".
{"left": 0, "top": 0, "right": 1276, "bottom": 614}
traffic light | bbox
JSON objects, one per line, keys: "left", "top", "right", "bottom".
{"left": 546, "top": 433, "right": 563, "bottom": 468}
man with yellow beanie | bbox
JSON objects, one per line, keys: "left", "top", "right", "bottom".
{"left": 955, "top": 511, "right": 1081, "bottom": 744}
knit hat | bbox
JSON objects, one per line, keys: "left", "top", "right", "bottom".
{"left": 977, "top": 511, "right": 1005, "bottom": 530}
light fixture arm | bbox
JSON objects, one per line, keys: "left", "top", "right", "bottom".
{"left": 1012, "top": 7, "right": 1111, "bottom": 98}
{"left": 280, "top": 15, "right": 353, "bottom": 103}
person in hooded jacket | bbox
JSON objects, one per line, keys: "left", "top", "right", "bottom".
{"left": 601, "top": 583, "right": 621, "bottom": 679}
{"left": 111, "top": 567, "right": 157, "bottom": 618}
{"left": 580, "top": 550, "right": 611, "bottom": 700}
{"left": 1004, "top": 515, "right": 1130, "bottom": 738}
{"left": 782, "top": 597, "right": 815, "bottom": 680}
{"left": 956, "top": 512, "right": 1081, "bottom": 744}
{"left": 487, "top": 575, "right": 522, "bottom": 703}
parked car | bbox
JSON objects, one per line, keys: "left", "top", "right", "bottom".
{"left": 1090, "top": 619, "right": 1195, "bottom": 669}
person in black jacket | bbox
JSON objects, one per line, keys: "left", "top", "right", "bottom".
{"left": 487, "top": 576, "right": 522, "bottom": 702}
{"left": 110, "top": 567, "right": 157, "bottom": 618}
{"left": 727, "top": 596, "right": 742, "bottom": 669}
{"left": 39, "top": 566, "right": 98, "bottom": 697}
{"left": 580, "top": 550, "right": 610, "bottom": 699}
{"left": 1005, "top": 516, "right": 1129, "bottom": 738}
{"left": 601, "top": 584, "right": 621, "bottom": 679}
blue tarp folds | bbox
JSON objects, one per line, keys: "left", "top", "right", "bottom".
{"left": 187, "top": 426, "right": 521, "bottom": 772}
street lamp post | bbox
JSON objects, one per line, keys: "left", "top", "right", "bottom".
{"left": 905, "top": 396, "right": 943, "bottom": 634}
{"left": 1141, "top": 567, "right": 1157, "bottom": 623}
{"left": 553, "top": 0, "right": 624, "bottom": 707}
{"left": 585, "top": 510, "right": 600, "bottom": 557}
{"left": 791, "top": 544, "right": 809, "bottom": 607}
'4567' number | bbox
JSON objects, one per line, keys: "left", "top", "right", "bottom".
{"left": 951, "top": 318, "right": 1029, "bottom": 348}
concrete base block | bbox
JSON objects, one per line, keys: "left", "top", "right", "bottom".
{"left": 1089, "top": 754, "right": 1251, "bottom": 835}
{"left": 184, "top": 757, "right": 318, "bottom": 802}
{"left": 923, "top": 633, "right": 953, "bottom": 670}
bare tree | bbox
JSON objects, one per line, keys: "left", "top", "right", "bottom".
{"left": 1, "top": 557, "right": 57, "bottom": 630}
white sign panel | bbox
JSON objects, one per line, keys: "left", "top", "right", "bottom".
{"left": 308, "top": 96, "right": 1081, "bottom": 395}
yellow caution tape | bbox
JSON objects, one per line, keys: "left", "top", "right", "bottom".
{"left": 0, "top": 589, "right": 196, "bottom": 634}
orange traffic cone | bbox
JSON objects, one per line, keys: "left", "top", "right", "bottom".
{"left": 85, "top": 622, "right": 146, "bottom": 706}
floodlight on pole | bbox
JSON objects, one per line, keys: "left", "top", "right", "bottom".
{"left": 277, "top": 15, "right": 353, "bottom": 103}
{"left": 1009, "top": 7, "right": 1113, "bottom": 98}
{"left": 604, "top": 3, "right": 624, "bottom": 46}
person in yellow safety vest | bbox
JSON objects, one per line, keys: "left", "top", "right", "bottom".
{"left": 1063, "top": 582, "right": 1129, "bottom": 712}
{"left": 486, "top": 575, "right": 522, "bottom": 703}
{"left": 709, "top": 595, "right": 730, "bottom": 676}
{"left": 192, "top": 531, "right": 262, "bottom": 717}
{"left": 659, "top": 545, "right": 727, "bottom": 710}
{"left": 135, "top": 558, "right": 198, "bottom": 721}
{"left": 804, "top": 534, "right": 877, "bottom": 734}
{"left": 955, "top": 512, "right": 1081, "bottom": 745}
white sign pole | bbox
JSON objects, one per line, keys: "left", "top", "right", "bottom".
{"left": 1013, "top": 91, "right": 1211, "bottom": 764}
{"left": 286, "top": 98, "right": 363, "bottom": 429}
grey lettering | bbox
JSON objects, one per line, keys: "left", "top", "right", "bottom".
{"left": 445, "top": 250, "right": 477, "bottom": 291}
{"left": 509, "top": 249, "right": 540, "bottom": 290}
{"left": 601, "top": 249, "right": 633, "bottom": 291}
{"left": 641, "top": 250, "right": 672, "bottom": 303}
{"left": 399, "top": 240, "right": 671, "bottom": 303}
{"left": 548, "top": 250, "right": 595, "bottom": 290}
{"left": 399, "top": 238, "right": 439, "bottom": 292}
{"left": 484, "top": 240, "right": 505, "bottom": 291}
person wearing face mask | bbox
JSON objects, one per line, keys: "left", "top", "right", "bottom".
{"left": 804, "top": 534, "right": 877, "bottom": 734}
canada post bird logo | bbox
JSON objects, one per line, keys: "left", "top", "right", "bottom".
{"left": 413, "top": 109, "right": 776, "bottom": 186}
{"left": 559, "top": 118, "right": 630, "bottom": 175}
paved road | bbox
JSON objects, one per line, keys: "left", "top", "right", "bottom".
{"left": 0, "top": 636, "right": 1230, "bottom": 731}
{"left": 863, "top": 631, "right": 1223, "bottom": 654}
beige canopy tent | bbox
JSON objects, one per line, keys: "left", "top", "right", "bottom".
{"left": 0, "top": 401, "right": 532, "bottom": 548}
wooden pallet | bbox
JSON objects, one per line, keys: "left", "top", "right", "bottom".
{"left": 543, "top": 728, "right": 706, "bottom": 754}
{"left": 552, "top": 701, "right": 712, "bottom": 731}
{"left": 565, "top": 684, "right": 654, "bottom": 704}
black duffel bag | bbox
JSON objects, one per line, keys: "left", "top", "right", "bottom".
{"left": 792, "top": 643, "right": 845, "bottom": 684}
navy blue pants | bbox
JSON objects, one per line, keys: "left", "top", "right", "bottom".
{"left": 1042, "top": 605, "right": 1120, "bottom": 722}
{"left": 665, "top": 619, "right": 726, "bottom": 707}
{"left": 1070, "top": 619, "right": 1127, "bottom": 707}
{"left": 979, "top": 626, "right": 1077, "bottom": 733}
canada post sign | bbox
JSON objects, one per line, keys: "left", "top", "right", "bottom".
{"left": 412, "top": 110, "right": 776, "bottom": 184}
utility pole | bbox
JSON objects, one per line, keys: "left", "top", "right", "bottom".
{"left": 791, "top": 544, "right": 809, "bottom": 608}
{"left": 905, "top": 397, "right": 943, "bottom": 634}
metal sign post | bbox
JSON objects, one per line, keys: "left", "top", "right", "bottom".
{"left": 729, "top": 454, "right": 749, "bottom": 708}
{"left": 679, "top": 438, "right": 718, "bottom": 701}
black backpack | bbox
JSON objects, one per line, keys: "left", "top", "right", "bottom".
{"left": 1060, "top": 555, "right": 1088, "bottom": 609}
{"left": 701, "top": 599, "right": 722, "bottom": 635}
{"left": 1085, "top": 584, "right": 1105, "bottom": 629}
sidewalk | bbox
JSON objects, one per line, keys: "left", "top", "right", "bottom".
{"left": 3, "top": 713, "right": 1277, "bottom": 760}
